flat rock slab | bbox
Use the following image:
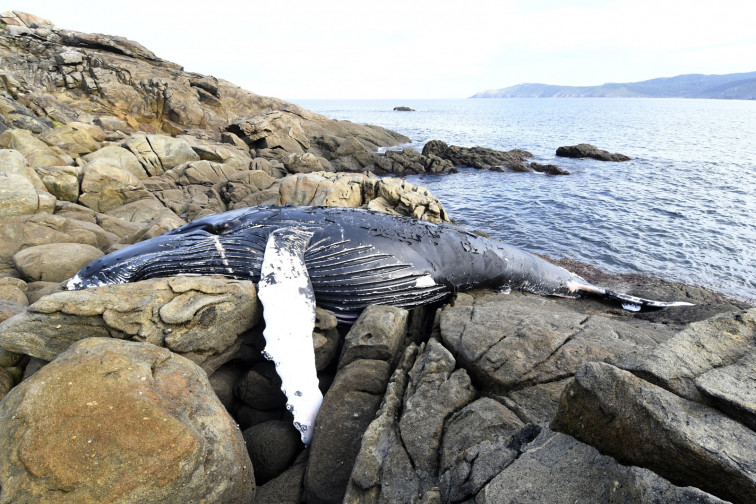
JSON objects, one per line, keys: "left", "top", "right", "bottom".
{"left": 552, "top": 361, "right": 756, "bottom": 504}
{"left": 477, "top": 428, "right": 726, "bottom": 504}
{"left": 619, "top": 308, "right": 756, "bottom": 401}
{"left": 695, "top": 348, "right": 756, "bottom": 430}
{"left": 440, "top": 291, "right": 673, "bottom": 393}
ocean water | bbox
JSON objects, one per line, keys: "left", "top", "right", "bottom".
{"left": 295, "top": 98, "right": 756, "bottom": 302}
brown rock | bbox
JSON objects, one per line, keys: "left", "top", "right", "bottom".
{"left": 79, "top": 158, "right": 154, "bottom": 212}
{"left": 13, "top": 243, "right": 103, "bottom": 282}
{"left": 0, "top": 337, "right": 255, "bottom": 503}
{"left": 0, "top": 276, "right": 260, "bottom": 370}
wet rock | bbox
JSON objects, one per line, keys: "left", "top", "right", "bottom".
{"left": 255, "top": 457, "right": 306, "bottom": 504}
{"left": 12, "top": 243, "right": 103, "bottom": 283}
{"left": 530, "top": 161, "right": 570, "bottom": 175}
{"left": 0, "top": 276, "right": 260, "bottom": 371}
{"left": 0, "top": 337, "right": 255, "bottom": 504}
{"left": 552, "top": 361, "right": 756, "bottom": 504}
{"left": 243, "top": 420, "right": 302, "bottom": 484}
{"left": 375, "top": 147, "right": 455, "bottom": 175}
{"left": 208, "top": 361, "right": 247, "bottom": 412}
{"left": 556, "top": 143, "right": 631, "bottom": 161}
{"left": 477, "top": 427, "right": 727, "bottom": 504}
{"left": 422, "top": 139, "right": 533, "bottom": 171}
{"left": 235, "top": 404, "right": 286, "bottom": 431}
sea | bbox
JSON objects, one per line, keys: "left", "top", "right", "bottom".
{"left": 295, "top": 98, "right": 756, "bottom": 303}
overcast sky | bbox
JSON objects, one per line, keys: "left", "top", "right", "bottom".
{"left": 15, "top": 0, "right": 756, "bottom": 100}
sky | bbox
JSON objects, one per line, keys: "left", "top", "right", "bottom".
{"left": 13, "top": 0, "right": 756, "bottom": 100}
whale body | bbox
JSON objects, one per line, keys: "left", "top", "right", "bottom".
{"left": 66, "top": 205, "right": 693, "bottom": 443}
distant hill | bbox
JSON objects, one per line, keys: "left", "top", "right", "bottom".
{"left": 471, "top": 72, "right": 756, "bottom": 99}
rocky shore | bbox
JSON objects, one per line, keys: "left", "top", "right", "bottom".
{"left": 1, "top": 11, "right": 755, "bottom": 504}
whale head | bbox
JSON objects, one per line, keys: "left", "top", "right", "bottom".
{"left": 66, "top": 210, "right": 264, "bottom": 290}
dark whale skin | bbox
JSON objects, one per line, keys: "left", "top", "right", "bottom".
{"left": 67, "top": 205, "right": 689, "bottom": 322}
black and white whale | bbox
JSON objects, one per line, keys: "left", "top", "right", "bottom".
{"left": 66, "top": 205, "right": 693, "bottom": 443}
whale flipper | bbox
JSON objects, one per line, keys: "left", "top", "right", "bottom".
{"left": 257, "top": 227, "right": 323, "bottom": 445}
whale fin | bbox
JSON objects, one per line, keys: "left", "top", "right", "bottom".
{"left": 570, "top": 280, "right": 694, "bottom": 309}
{"left": 258, "top": 227, "right": 323, "bottom": 445}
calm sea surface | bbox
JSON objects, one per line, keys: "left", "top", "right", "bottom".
{"left": 295, "top": 98, "right": 756, "bottom": 302}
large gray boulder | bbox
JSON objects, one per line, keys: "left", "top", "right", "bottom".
{"left": 439, "top": 291, "right": 677, "bottom": 423}
{"left": 618, "top": 308, "right": 756, "bottom": 402}
{"left": 477, "top": 428, "right": 727, "bottom": 504}
{"left": 0, "top": 337, "right": 255, "bottom": 504}
{"left": 552, "top": 361, "right": 756, "bottom": 504}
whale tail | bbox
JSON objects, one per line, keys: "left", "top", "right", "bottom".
{"left": 571, "top": 281, "right": 694, "bottom": 311}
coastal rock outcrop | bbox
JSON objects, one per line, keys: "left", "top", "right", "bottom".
{"left": 556, "top": 143, "right": 631, "bottom": 161}
{"left": 0, "top": 10, "right": 753, "bottom": 504}
{"left": 423, "top": 139, "right": 570, "bottom": 174}
{"left": 277, "top": 171, "right": 451, "bottom": 223}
